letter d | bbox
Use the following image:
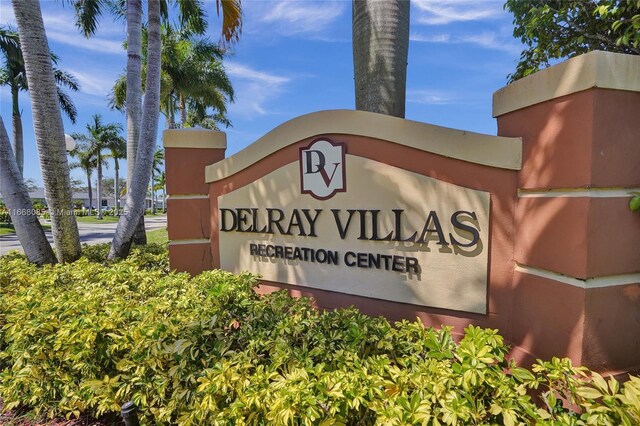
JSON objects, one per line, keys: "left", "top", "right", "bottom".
{"left": 220, "top": 208, "right": 237, "bottom": 231}
{"left": 304, "top": 150, "right": 326, "bottom": 174}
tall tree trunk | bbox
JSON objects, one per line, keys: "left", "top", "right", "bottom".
{"left": 109, "top": 0, "right": 161, "bottom": 259}
{"left": 114, "top": 158, "right": 119, "bottom": 215}
{"left": 352, "top": 0, "right": 409, "bottom": 118}
{"left": 0, "top": 117, "right": 56, "bottom": 265}
{"left": 12, "top": 0, "right": 81, "bottom": 262}
{"left": 96, "top": 155, "right": 103, "bottom": 219}
{"left": 151, "top": 168, "right": 156, "bottom": 215}
{"left": 125, "top": 0, "right": 146, "bottom": 244}
{"left": 86, "top": 170, "right": 93, "bottom": 214}
{"left": 179, "top": 94, "right": 187, "bottom": 127}
{"left": 11, "top": 85, "right": 24, "bottom": 176}
{"left": 162, "top": 184, "right": 166, "bottom": 212}
{"left": 167, "top": 94, "right": 175, "bottom": 129}
{"left": 126, "top": 0, "right": 142, "bottom": 195}
{"left": 133, "top": 215, "right": 147, "bottom": 245}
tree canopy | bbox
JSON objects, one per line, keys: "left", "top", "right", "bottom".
{"left": 110, "top": 26, "right": 234, "bottom": 130}
{"left": 505, "top": 0, "right": 640, "bottom": 81}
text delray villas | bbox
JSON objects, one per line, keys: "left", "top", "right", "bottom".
{"left": 219, "top": 208, "right": 481, "bottom": 248}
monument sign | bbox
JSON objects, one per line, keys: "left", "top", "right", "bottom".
{"left": 164, "top": 51, "right": 640, "bottom": 378}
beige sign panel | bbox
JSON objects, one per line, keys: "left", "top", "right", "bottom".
{"left": 218, "top": 154, "right": 490, "bottom": 314}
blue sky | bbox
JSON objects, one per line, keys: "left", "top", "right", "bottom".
{"left": 0, "top": 0, "right": 524, "bottom": 188}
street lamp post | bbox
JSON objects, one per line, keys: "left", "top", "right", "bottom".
{"left": 64, "top": 134, "right": 76, "bottom": 152}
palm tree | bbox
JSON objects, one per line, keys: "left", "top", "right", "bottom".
{"left": 352, "top": 0, "right": 410, "bottom": 118}
{"left": 73, "top": 115, "right": 123, "bottom": 220}
{"left": 162, "top": 27, "right": 234, "bottom": 128}
{"left": 110, "top": 27, "right": 234, "bottom": 130}
{"left": 154, "top": 171, "right": 166, "bottom": 212}
{"left": 0, "top": 26, "right": 80, "bottom": 175}
{"left": 150, "top": 147, "right": 164, "bottom": 214}
{"left": 72, "top": 0, "right": 242, "bottom": 258}
{"left": 106, "top": 135, "right": 126, "bottom": 214}
{"left": 109, "top": 0, "right": 162, "bottom": 259}
{"left": 11, "top": 0, "right": 81, "bottom": 263}
{"left": 0, "top": 116, "right": 56, "bottom": 264}
{"left": 68, "top": 141, "right": 99, "bottom": 214}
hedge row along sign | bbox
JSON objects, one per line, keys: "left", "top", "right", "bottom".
{"left": 218, "top": 138, "right": 490, "bottom": 314}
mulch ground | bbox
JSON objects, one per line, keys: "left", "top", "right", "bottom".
{"left": 0, "top": 401, "right": 115, "bottom": 426}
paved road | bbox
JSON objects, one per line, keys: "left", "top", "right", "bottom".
{"left": 0, "top": 215, "right": 167, "bottom": 256}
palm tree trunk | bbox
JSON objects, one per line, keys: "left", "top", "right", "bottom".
{"left": 179, "top": 94, "right": 187, "bottom": 127}
{"left": 167, "top": 94, "right": 175, "bottom": 129}
{"left": 12, "top": 0, "right": 81, "bottom": 262}
{"left": 162, "top": 184, "right": 166, "bottom": 212}
{"left": 96, "top": 155, "right": 103, "bottom": 219}
{"left": 151, "top": 168, "right": 156, "bottom": 215}
{"left": 352, "top": 0, "right": 410, "bottom": 118}
{"left": 11, "top": 85, "right": 24, "bottom": 176}
{"left": 114, "top": 158, "right": 119, "bottom": 215}
{"left": 109, "top": 0, "right": 161, "bottom": 259}
{"left": 0, "top": 116, "right": 56, "bottom": 265}
{"left": 125, "top": 0, "right": 147, "bottom": 244}
{"left": 126, "top": 0, "right": 142, "bottom": 194}
{"left": 86, "top": 170, "right": 93, "bottom": 214}
{"left": 133, "top": 215, "right": 147, "bottom": 244}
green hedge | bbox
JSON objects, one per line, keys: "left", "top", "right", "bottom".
{"left": 0, "top": 247, "right": 638, "bottom": 425}
{"left": 0, "top": 208, "right": 10, "bottom": 223}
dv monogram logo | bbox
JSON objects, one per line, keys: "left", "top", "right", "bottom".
{"left": 299, "top": 138, "right": 346, "bottom": 200}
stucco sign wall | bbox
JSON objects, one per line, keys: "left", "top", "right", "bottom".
{"left": 217, "top": 137, "right": 490, "bottom": 313}
{"left": 167, "top": 53, "right": 640, "bottom": 376}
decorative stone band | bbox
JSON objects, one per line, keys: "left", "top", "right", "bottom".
{"left": 515, "top": 263, "right": 640, "bottom": 289}
{"left": 518, "top": 187, "right": 640, "bottom": 198}
{"left": 163, "top": 128, "right": 226, "bottom": 149}
{"left": 205, "top": 109, "right": 522, "bottom": 183}
{"left": 168, "top": 238, "right": 210, "bottom": 245}
{"left": 167, "top": 194, "right": 209, "bottom": 200}
{"left": 493, "top": 51, "right": 640, "bottom": 117}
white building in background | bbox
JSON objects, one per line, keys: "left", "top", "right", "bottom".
{"left": 0, "top": 188, "right": 154, "bottom": 210}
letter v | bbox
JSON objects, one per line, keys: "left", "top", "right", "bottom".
{"left": 319, "top": 163, "right": 340, "bottom": 187}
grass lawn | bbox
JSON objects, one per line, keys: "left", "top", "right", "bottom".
{"left": 0, "top": 224, "right": 15, "bottom": 236}
{"left": 75, "top": 215, "right": 120, "bottom": 223}
{"left": 0, "top": 223, "right": 51, "bottom": 235}
{"left": 146, "top": 227, "right": 168, "bottom": 244}
{"left": 75, "top": 213, "right": 166, "bottom": 224}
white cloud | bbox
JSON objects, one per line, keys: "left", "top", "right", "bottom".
{"left": 0, "top": 2, "right": 17, "bottom": 26}
{"left": 1, "top": 4, "right": 124, "bottom": 55}
{"left": 410, "top": 33, "right": 451, "bottom": 43}
{"left": 226, "top": 63, "right": 290, "bottom": 86}
{"left": 411, "top": 30, "right": 520, "bottom": 54}
{"left": 413, "top": 0, "right": 503, "bottom": 25}
{"left": 67, "top": 68, "right": 117, "bottom": 97}
{"left": 46, "top": 30, "right": 124, "bottom": 55}
{"left": 463, "top": 32, "right": 513, "bottom": 51}
{"left": 226, "top": 62, "right": 291, "bottom": 116}
{"left": 252, "top": 1, "right": 345, "bottom": 37}
{"left": 406, "top": 89, "right": 455, "bottom": 105}
{"left": 42, "top": 11, "right": 125, "bottom": 55}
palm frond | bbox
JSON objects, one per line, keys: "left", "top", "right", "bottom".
{"left": 217, "top": 0, "right": 242, "bottom": 47}
{"left": 177, "top": 0, "right": 207, "bottom": 35}
{"left": 109, "top": 73, "right": 127, "bottom": 111}
{"left": 74, "top": 0, "right": 107, "bottom": 37}
{"left": 53, "top": 68, "right": 80, "bottom": 92}
{"left": 106, "top": 0, "right": 126, "bottom": 23}
{"left": 0, "top": 26, "right": 21, "bottom": 55}
{"left": 57, "top": 88, "right": 78, "bottom": 123}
